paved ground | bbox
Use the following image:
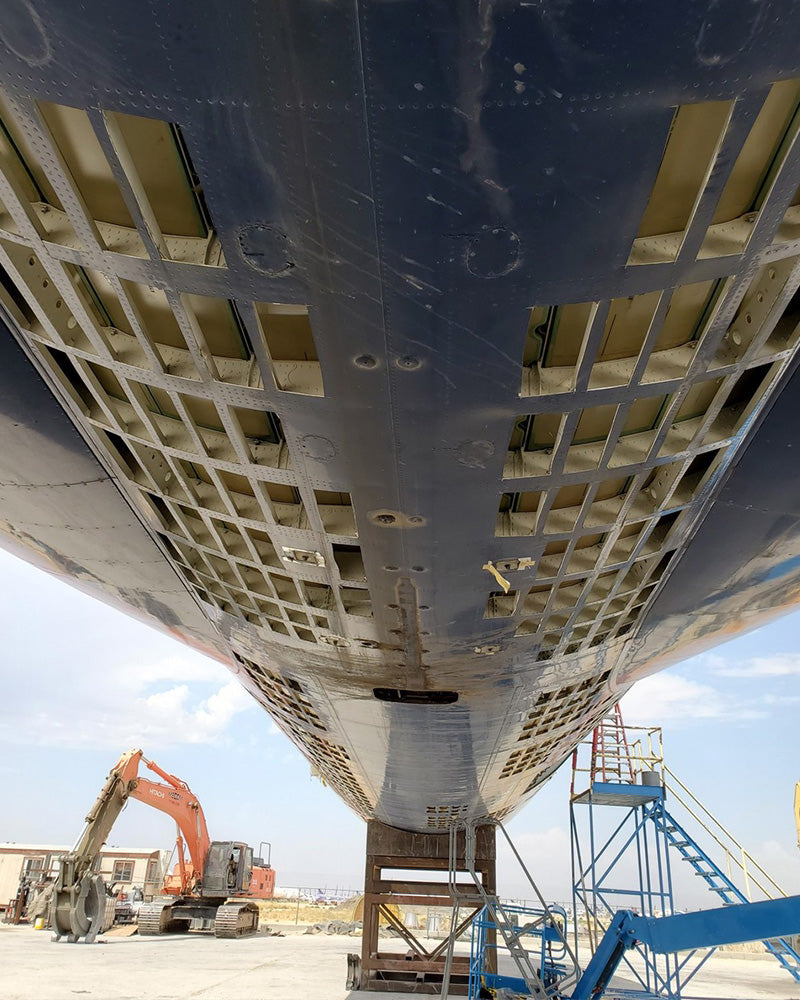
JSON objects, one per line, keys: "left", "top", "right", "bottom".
{"left": 1, "top": 923, "right": 797, "bottom": 999}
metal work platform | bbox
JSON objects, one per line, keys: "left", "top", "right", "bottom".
{"left": 569, "top": 706, "right": 800, "bottom": 997}
{"left": 570, "top": 782, "right": 663, "bottom": 808}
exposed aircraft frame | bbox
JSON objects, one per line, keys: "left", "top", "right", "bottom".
{"left": 0, "top": 2, "right": 798, "bottom": 844}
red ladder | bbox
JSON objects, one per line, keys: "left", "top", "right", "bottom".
{"left": 589, "top": 704, "right": 635, "bottom": 785}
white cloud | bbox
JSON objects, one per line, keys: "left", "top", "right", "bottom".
{"left": 620, "top": 672, "right": 764, "bottom": 725}
{"left": 129, "top": 653, "right": 232, "bottom": 686}
{"left": 122, "top": 680, "right": 255, "bottom": 746}
{"left": 192, "top": 681, "right": 254, "bottom": 732}
{"left": 710, "top": 653, "right": 800, "bottom": 678}
{"left": 694, "top": 652, "right": 727, "bottom": 670}
{"left": 501, "top": 826, "right": 571, "bottom": 859}
{"left": 497, "top": 826, "right": 572, "bottom": 901}
{"left": 0, "top": 549, "right": 278, "bottom": 753}
{"left": 0, "top": 650, "right": 257, "bottom": 750}
{"left": 762, "top": 692, "right": 800, "bottom": 706}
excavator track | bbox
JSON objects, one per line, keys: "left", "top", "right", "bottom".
{"left": 137, "top": 901, "right": 190, "bottom": 935}
{"left": 214, "top": 901, "right": 259, "bottom": 938}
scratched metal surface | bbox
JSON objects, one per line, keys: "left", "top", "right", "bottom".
{"left": 0, "top": 3, "right": 799, "bottom": 832}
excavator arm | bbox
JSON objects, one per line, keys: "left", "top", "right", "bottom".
{"left": 49, "top": 748, "right": 211, "bottom": 941}
{"left": 65, "top": 749, "right": 144, "bottom": 879}
{"left": 50, "top": 749, "right": 143, "bottom": 941}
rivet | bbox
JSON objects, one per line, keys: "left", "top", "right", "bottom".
{"left": 355, "top": 354, "right": 377, "bottom": 369}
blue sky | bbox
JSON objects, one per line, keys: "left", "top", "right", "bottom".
{"left": 0, "top": 546, "right": 797, "bottom": 907}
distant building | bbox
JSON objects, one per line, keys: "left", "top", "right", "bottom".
{"left": 0, "top": 843, "right": 170, "bottom": 908}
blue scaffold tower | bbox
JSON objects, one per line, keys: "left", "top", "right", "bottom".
{"left": 569, "top": 705, "right": 800, "bottom": 999}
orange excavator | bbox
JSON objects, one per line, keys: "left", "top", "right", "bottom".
{"left": 50, "top": 748, "right": 275, "bottom": 942}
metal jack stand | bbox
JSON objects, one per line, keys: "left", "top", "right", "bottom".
{"left": 358, "top": 820, "right": 495, "bottom": 994}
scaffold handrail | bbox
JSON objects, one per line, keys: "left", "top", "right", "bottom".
{"left": 660, "top": 762, "right": 786, "bottom": 901}
{"left": 571, "top": 716, "right": 664, "bottom": 798}
{"left": 468, "top": 902, "right": 570, "bottom": 1000}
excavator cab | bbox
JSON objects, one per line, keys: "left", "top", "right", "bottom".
{"left": 202, "top": 841, "right": 253, "bottom": 896}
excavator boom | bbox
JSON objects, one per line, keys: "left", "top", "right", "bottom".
{"left": 127, "top": 774, "right": 210, "bottom": 892}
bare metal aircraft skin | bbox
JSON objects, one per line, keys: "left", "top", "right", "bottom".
{"left": 0, "top": 2, "right": 798, "bottom": 831}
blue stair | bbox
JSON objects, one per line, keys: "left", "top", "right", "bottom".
{"left": 658, "top": 807, "right": 800, "bottom": 982}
